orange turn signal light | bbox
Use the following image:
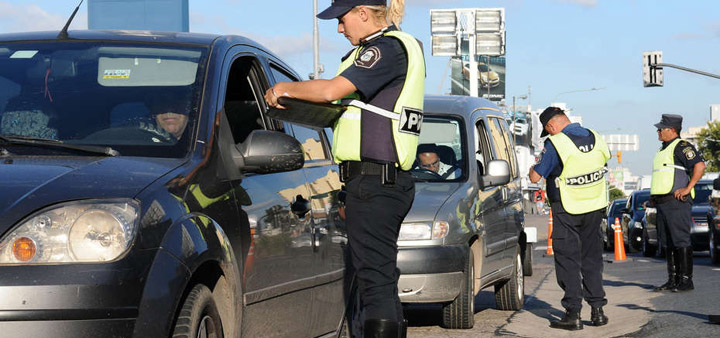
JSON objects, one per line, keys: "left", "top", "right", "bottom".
{"left": 12, "top": 237, "right": 36, "bottom": 262}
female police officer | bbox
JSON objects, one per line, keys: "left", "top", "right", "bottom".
{"left": 265, "top": 1, "right": 424, "bottom": 337}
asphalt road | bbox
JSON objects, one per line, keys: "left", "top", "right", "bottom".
{"left": 405, "top": 213, "right": 720, "bottom": 337}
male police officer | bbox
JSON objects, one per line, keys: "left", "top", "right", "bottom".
{"left": 529, "top": 107, "right": 611, "bottom": 331}
{"left": 651, "top": 114, "right": 705, "bottom": 293}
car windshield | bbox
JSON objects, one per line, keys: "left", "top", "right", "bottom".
{"left": 693, "top": 182, "right": 713, "bottom": 204}
{"left": 0, "top": 41, "right": 208, "bottom": 157}
{"left": 411, "top": 116, "right": 465, "bottom": 182}
{"left": 634, "top": 191, "right": 651, "bottom": 211}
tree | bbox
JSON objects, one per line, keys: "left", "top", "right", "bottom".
{"left": 697, "top": 120, "right": 720, "bottom": 172}
{"left": 609, "top": 186, "right": 625, "bottom": 201}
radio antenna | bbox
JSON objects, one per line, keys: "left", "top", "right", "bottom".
{"left": 58, "top": 0, "right": 84, "bottom": 39}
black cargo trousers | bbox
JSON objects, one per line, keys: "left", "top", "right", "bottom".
{"left": 655, "top": 197, "right": 692, "bottom": 249}
{"left": 551, "top": 206, "right": 607, "bottom": 312}
{"left": 344, "top": 170, "right": 415, "bottom": 322}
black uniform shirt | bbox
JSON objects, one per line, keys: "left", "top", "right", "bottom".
{"left": 338, "top": 25, "right": 410, "bottom": 163}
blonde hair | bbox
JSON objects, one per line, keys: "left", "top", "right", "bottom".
{"left": 364, "top": 0, "right": 405, "bottom": 28}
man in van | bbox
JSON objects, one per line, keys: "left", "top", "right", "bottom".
{"left": 529, "top": 107, "right": 611, "bottom": 331}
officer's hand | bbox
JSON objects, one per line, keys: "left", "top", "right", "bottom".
{"left": 264, "top": 87, "right": 286, "bottom": 110}
{"left": 674, "top": 187, "right": 692, "bottom": 201}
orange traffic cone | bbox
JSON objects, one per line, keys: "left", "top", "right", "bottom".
{"left": 546, "top": 210, "right": 554, "bottom": 256}
{"left": 613, "top": 217, "right": 627, "bottom": 261}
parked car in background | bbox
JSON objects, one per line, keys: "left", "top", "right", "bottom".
{"left": 709, "top": 181, "right": 720, "bottom": 264}
{"left": 397, "top": 95, "right": 533, "bottom": 329}
{"left": 621, "top": 189, "right": 651, "bottom": 253}
{"left": 602, "top": 198, "right": 628, "bottom": 251}
{"left": 0, "top": 30, "right": 348, "bottom": 337}
{"left": 643, "top": 179, "right": 714, "bottom": 257}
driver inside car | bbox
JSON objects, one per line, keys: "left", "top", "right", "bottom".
{"left": 142, "top": 91, "right": 189, "bottom": 142}
{"left": 416, "top": 146, "right": 461, "bottom": 179}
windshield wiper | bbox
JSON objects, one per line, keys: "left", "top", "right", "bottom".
{"left": 0, "top": 135, "right": 119, "bottom": 156}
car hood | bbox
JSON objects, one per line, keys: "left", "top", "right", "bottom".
{"left": 403, "top": 181, "right": 462, "bottom": 222}
{"left": 0, "top": 156, "right": 184, "bottom": 228}
{"left": 692, "top": 204, "right": 711, "bottom": 215}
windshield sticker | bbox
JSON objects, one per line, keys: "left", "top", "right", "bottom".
{"left": 10, "top": 50, "right": 38, "bottom": 59}
{"left": 103, "top": 69, "right": 132, "bottom": 79}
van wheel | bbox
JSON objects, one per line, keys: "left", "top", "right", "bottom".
{"left": 494, "top": 249, "right": 524, "bottom": 311}
{"left": 441, "top": 249, "right": 474, "bottom": 329}
{"left": 173, "top": 284, "right": 224, "bottom": 338}
{"left": 522, "top": 243, "right": 533, "bottom": 277}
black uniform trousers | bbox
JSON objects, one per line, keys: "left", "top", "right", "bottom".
{"left": 656, "top": 197, "right": 692, "bottom": 249}
{"left": 551, "top": 206, "right": 607, "bottom": 312}
{"left": 345, "top": 170, "right": 414, "bottom": 322}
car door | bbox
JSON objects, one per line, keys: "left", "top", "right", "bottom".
{"left": 490, "top": 116, "right": 524, "bottom": 257}
{"left": 474, "top": 117, "right": 506, "bottom": 274}
{"left": 217, "top": 49, "right": 314, "bottom": 337}
{"left": 268, "top": 64, "right": 346, "bottom": 336}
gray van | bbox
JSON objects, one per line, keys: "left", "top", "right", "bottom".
{"left": 397, "top": 95, "right": 530, "bottom": 329}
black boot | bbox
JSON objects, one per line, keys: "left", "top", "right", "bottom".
{"left": 363, "top": 319, "right": 401, "bottom": 338}
{"left": 653, "top": 249, "right": 677, "bottom": 292}
{"left": 550, "top": 309, "right": 583, "bottom": 331}
{"left": 591, "top": 307, "right": 609, "bottom": 326}
{"left": 673, "top": 246, "right": 694, "bottom": 292}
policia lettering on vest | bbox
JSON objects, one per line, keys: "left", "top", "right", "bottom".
{"left": 264, "top": 1, "right": 425, "bottom": 337}
{"left": 529, "top": 107, "right": 611, "bottom": 331}
{"left": 650, "top": 114, "right": 706, "bottom": 294}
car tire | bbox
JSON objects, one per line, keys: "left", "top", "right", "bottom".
{"left": 522, "top": 243, "right": 532, "bottom": 276}
{"left": 710, "top": 229, "right": 720, "bottom": 265}
{"left": 626, "top": 229, "right": 639, "bottom": 253}
{"left": 642, "top": 227, "right": 656, "bottom": 257}
{"left": 494, "top": 248, "right": 524, "bottom": 311}
{"left": 441, "top": 248, "right": 475, "bottom": 329}
{"left": 173, "top": 284, "right": 224, "bottom": 338}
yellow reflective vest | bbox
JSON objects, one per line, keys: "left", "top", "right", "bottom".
{"left": 651, "top": 138, "right": 695, "bottom": 198}
{"left": 549, "top": 130, "right": 611, "bottom": 215}
{"left": 331, "top": 30, "right": 425, "bottom": 170}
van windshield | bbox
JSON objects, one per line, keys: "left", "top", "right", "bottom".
{"left": 0, "top": 41, "right": 208, "bottom": 157}
{"left": 411, "top": 116, "right": 465, "bottom": 182}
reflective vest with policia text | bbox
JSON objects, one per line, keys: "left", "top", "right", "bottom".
{"left": 650, "top": 138, "right": 695, "bottom": 199}
{"left": 549, "top": 130, "right": 611, "bottom": 215}
{"left": 331, "top": 30, "right": 425, "bottom": 171}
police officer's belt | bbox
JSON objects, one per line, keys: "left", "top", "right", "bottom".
{"left": 340, "top": 161, "right": 397, "bottom": 181}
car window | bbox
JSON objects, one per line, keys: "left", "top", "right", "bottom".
{"left": 487, "top": 116, "right": 516, "bottom": 178}
{"left": 222, "top": 56, "right": 273, "bottom": 144}
{"left": 0, "top": 41, "right": 208, "bottom": 157}
{"left": 475, "top": 119, "right": 492, "bottom": 176}
{"left": 411, "top": 115, "right": 465, "bottom": 181}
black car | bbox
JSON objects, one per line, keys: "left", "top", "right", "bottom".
{"left": 643, "top": 179, "right": 714, "bottom": 257}
{"left": 0, "top": 30, "right": 348, "bottom": 337}
{"left": 621, "top": 189, "right": 651, "bottom": 253}
{"left": 602, "top": 197, "right": 627, "bottom": 251}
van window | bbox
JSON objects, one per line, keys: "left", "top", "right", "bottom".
{"left": 487, "top": 117, "right": 517, "bottom": 178}
{"left": 475, "top": 120, "right": 493, "bottom": 176}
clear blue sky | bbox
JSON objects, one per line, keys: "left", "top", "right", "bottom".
{"left": 1, "top": 0, "right": 718, "bottom": 176}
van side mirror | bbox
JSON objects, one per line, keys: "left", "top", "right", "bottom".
{"left": 481, "top": 159, "right": 510, "bottom": 188}
{"left": 234, "top": 130, "right": 304, "bottom": 174}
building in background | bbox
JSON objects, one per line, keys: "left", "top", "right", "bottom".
{"left": 88, "top": 0, "right": 189, "bottom": 32}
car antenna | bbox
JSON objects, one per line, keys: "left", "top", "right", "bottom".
{"left": 57, "top": 0, "right": 84, "bottom": 40}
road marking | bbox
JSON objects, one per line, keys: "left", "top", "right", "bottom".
{"left": 534, "top": 245, "right": 547, "bottom": 250}
{"left": 637, "top": 259, "right": 650, "bottom": 263}
{"left": 713, "top": 268, "right": 720, "bottom": 271}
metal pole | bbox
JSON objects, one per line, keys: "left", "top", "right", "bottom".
{"left": 312, "top": 0, "right": 320, "bottom": 80}
{"left": 467, "top": 11, "right": 478, "bottom": 98}
{"left": 652, "top": 62, "right": 720, "bottom": 80}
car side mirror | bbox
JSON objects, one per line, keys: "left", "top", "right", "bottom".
{"left": 481, "top": 159, "right": 510, "bottom": 188}
{"left": 234, "top": 130, "right": 304, "bottom": 174}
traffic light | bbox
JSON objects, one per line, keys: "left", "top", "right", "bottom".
{"left": 643, "top": 51, "right": 663, "bottom": 87}
{"left": 617, "top": 151, "right": 622, "bottom": 164}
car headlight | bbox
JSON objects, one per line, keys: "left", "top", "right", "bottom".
{"left": 0, "top": 199, "right": 139, "bottom": 264}
{"left": 634, "top": 221, "right": 643, "bottom": 229}
{"left": 399, "top": 221, "right": 449, "bottom": 241}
